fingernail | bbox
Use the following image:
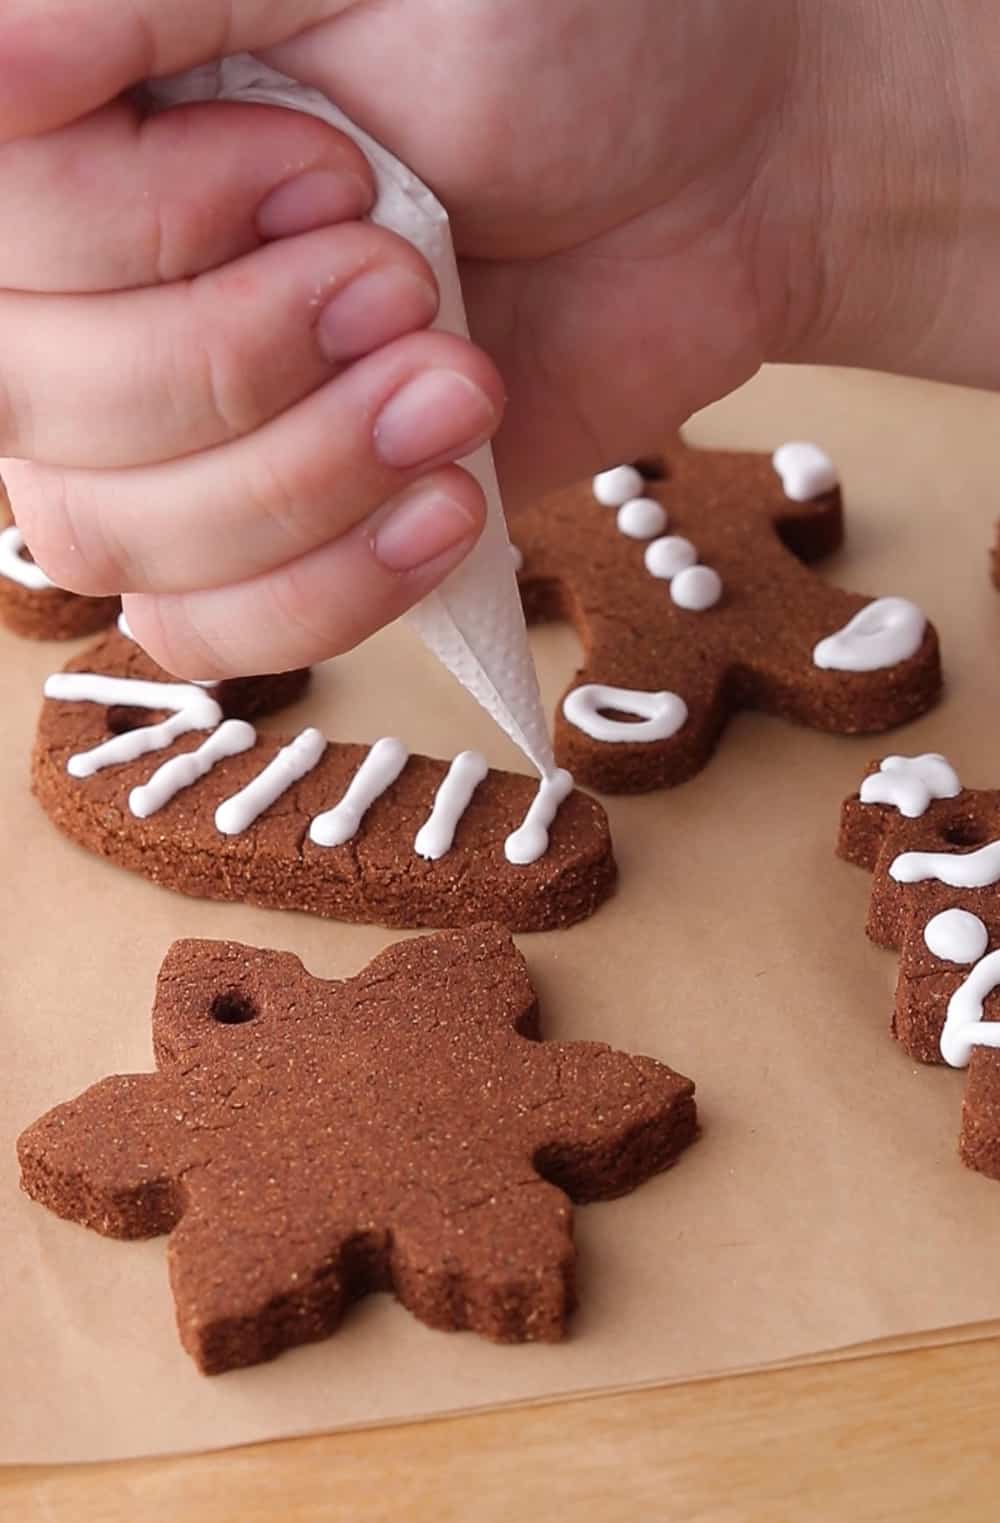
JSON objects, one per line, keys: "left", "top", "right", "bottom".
{"left": 256, "top": 169, "right": 373, "bottom": 239}
{"left": 374, "top": 371, "right": 497, "bottom": 470}
{"left": 372, "top": 485, "right": 479, "bottom": 572}
{"left": 317, "top": 267, "right": 438, "bottom": 364}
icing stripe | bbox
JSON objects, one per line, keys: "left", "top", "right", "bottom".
{"left": 309, "top": 737, "right": 409, "bottom": 848}
{"left": 414, "top": 750, "right": 489, "bottom": 860}
{"left": 941, "top": 950, "right": 1000, "bottom": 1067}
{"left": 891, "top": 840, "right": 1000, "bottom": 889}
{"left": 0, "top": 525, "right": 54, "bottom": 591}
{"left": 505, "top": 769, "right": 574, "bottom": 865}
{"left": 44, "top": 673, "right": 223, "bottom": 778}
{"left": 215, "top": 727, "right": 327, "bottom": 836}
{"left": 129, "top": 720, "right": 257, "bottom": 818}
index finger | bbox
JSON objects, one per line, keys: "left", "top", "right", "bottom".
{"left": 0, "top": 0, "right": 358, "bottom": 141}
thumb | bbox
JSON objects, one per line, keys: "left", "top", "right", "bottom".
{"left": 0, "top": 0, "right": 358, "bottom": 141}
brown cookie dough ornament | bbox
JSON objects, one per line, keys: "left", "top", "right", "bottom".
{"left": 32, "top": 619, "right": 615, "bottom": 931}
{"left": 839, "top": 754, "right": 1000, "bottom": 1179}
{"left": 0, "top": 486, "right": 118, "bottom": 640}
{"left": 511, "top": 441, "right": 942, "bottom": 792}
{"left": 18, "top": 926, "right": 697, "bottom": 1373}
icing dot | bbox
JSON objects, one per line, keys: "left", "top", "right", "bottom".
{"left": 772, "top": 441, "right": 838, "bottom": 502}
{"left": 616, "top": 497, "right": 667, "bottom": 540}
{"left": 563, "top": 684, "right": 688, "bottom": 744}
{"left": 670, "top": 565, "right": 723, "bottom": 611}
{"left": 644, "top": 536, "right": 697, "bottom": 581}
{"left": 593, "top": 465, "right": 644, "bottom": 508}
{"left": 924, "top": 909, "right": 989, "bottom": 965}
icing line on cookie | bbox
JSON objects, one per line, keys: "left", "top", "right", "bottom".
{"left": 772, "top": 442, "right": 838, "bottom": 502}
{"left": 215, "top": 726, "right": 327, "bottom": 836}
{"left": 859, "top": 754, "right": 961, "bottom": 818}
{"left": 813, "top": 597, "right": 926, "bottom": 673}
{"left": 414, "top": 749, "right": 489, "bottom": 860}
{"left": 0, "top": 525, "right": 54, "bottom": 591}
{"left": 924, "top": 908, "right": 989, "bottom": 965}
{"left": 308, "top": 736, "right": 409, "bottom": 848}
{"left": 129, "top": 720, "right": 257, "bottom": 819}
{"left": 941, "top": 950, "right": 1000, "bottom": 1067}
{"left": 44, "top": 673, "right": 223, "bottom": 778}
{"left": 505, "top": 769, "right": 574, "bottom": 865}
{"left": 563, "top": 684, "right": 689, "bottom": 745}
{"left": 891, "top": 839, "right": 1000, "bottom": 889}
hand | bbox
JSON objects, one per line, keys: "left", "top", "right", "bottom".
{"left": 0, "top": 0, "right": 992, "bottom": 676}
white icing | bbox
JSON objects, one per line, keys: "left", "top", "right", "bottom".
{"left": 414, "top": 749, "right": 489, "bottom": 859}
{"left": 859, "top": 754, "right": 961, "bottom": 818}
{"left": 563, "top": 684, "right": 688, "bottom": 745}
{"left": 891, "top": 839, "right": 1000, "bottom": 889}
{"left": 510, "top": 544, "right": 524, "bottom": 572}
{"left": 117, "top": 610, "right": 134, "bottom": 641}
{"left": 940, "top": 951, "right": 1000, "bottom": 1067}
{"left": 924, "top": 909, "right": 989, "bottom": 965}
{"left": 43, "top": 673, "right": 223, "bottom": 777}
{"left": 593, "top": 465, "right": 644, "bottom": 508}
{"left": 644, "top": 536, "right": 697, "bottom": 581}
{"left": 505, "top": 769, "right": 574, "bottom": 865}
{"left": 813, "top": 597, "right": 926, "bottom": 673}
{"left": 670, "top": 564, "right": 723, "bottom": 611}
{"left": 308, "top": 736, "right": 409, "bottom": 847}
{"left": 128, "top": 720, "right": 257, "bottom": 818}
{"left": 617, "top": 498, "right": 667, "bottom": 541}
{"left": 772, "top": 442, "right": 838, "bottom": 502}
{"left": 0, "top": 525, "right": 55, "bottom": 591}
{"left": 215, "top": 726, "right": 327, "bottom": 836}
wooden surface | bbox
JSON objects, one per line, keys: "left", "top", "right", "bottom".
{"left": 5, "top": 1338, "right": 1000, "bottom": 1522}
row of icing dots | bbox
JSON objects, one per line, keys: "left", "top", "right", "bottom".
{"left": 591, "top": 464, "right": 723, "bottom": 612}
{"left": 0, "top": 524, "right": 55, "bottom": 591}
{"left": 44, "top": 672, "right": 568, "bottom": 865}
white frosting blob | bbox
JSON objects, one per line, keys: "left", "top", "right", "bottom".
{"left": 129, "top": 720, "right": 257, "bottom": 818}
{"left": 215, "top": 726, "right": 327, "bottom": 836}
{"left": 0, "top": 525, "right": 55, "bottom": 590}
{"left": 670, "top": 564, "right": 723, "bottom": 611}
{"left": 563, "top": 684, "right": 688, "bottom": 744}
{"left": 859, "top": 754, "right": 961, "bottom": 818}
{"left": 593, "top": 465, "right": 644, "bottom": 508}
{"left": 617, "top": 497, "right": 667, "bottom": 540}
{"left": 772, "top": 441, "right": 838, "bottom": 502}
{"left": 924, "top": 909, "right": 989, "bottom": 965}
{"left": 414, "top": 749, "right": 489, "bottom": 859}
{"left": 504, "top": 769, "right": 573, "bottom": 865}
{"left": 309, "top": 736, "right": 409, "bottom": 848}
{"left": 644, "top": 536, "right": 698, "bottom": 581}
{"left": 891, "top": 839, "right": 1000, "bottom": 889}
{"left": 813, "top": 597, "right": 926, "bottom": 672}
{"left": 940, "top": 950, "right": 1000, "bottom": 1067}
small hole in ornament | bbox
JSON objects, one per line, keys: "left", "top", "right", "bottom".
{"left": 210, "top": 990, "right": 257, "bottom": 1025}
{"left": 106, "top": 705, "right": 158, "bottom": 735}
{"left": 943, "top": 821, "right": 991, "bottom": 848}
{"left": 632, "top": 455, "right": 668, "bottom": 481}
{"left": 599, "top": 708, "right": 644, "bottom": 725}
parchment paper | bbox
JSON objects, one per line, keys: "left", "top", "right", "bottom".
{"left": 3, "top": 366, "right": 1000, "bottom": 1465}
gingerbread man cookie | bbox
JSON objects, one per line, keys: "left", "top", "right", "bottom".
{"left": 18, "top": 925, "right": 698, "bottom": 1372}
{"left": 840, "top": 754, "right": 1000, "bottom": 1179}
{"left": 33, "top": 620, "right": 615, "bottom": 931}
{"left": 0, "top": 483, "right": 118, "bottom": 640}
{"left": 512, "top": 441, "right": 941, "bottom": 792}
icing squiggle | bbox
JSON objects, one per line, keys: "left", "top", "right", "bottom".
{"left": 129, "top": 720, "right": 257, "bottom": 818}
{"left": 215, "top": 727, "right": 327, "bottom": 836}
{"left": 563, "top": 684, "right": 688, "bottom": 745}
{"left": 42, "top": 673, "right": 223, "bottom": 778}
{"left": 0, "top": 525, "right": 54, "bottom": 591}
{"left": 813, "top": 598, "right": 926, "bottom": 673}
{"left": 505, "top": 769, "right": 574, "bottom": 865}
{"left": 891, "top": 839, "right": 1000, "bottom": 890}
{"left": 415, "top": 749, "right": 489, "bottom": 860}
{"left": 860, "top": 754, "right": 961, "bottom": 818}
{"left": 309, "top": 737, "right": 409, "bottom": 848}
{"left": 941, "top": 950, "right": 1000, "bottom": 1067}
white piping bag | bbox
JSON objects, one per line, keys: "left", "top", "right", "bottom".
{"left": 147, "top": 56, "right": 557, "bottom": 780}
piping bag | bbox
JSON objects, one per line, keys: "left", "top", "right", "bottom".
{"left": 147, "top": 56, "right": 557, "bottom": 782}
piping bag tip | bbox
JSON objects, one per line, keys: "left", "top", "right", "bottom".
{"left": 146, "top": 55, "right": 557, "bottom": 782}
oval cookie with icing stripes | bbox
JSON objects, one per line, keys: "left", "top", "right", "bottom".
{"left": 32, "top": 629, "right": 616, "bottom": 932}
{"left": 513, "top": 439, "right": 942, "bottom": 793}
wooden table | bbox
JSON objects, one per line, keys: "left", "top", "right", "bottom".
{"left": 5, "top": 1336, "right": 999, "bottom": 1521}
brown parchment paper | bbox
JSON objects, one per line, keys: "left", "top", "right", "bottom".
{"left": 3, "top": 366, "right": 1000, "bottom": 1466}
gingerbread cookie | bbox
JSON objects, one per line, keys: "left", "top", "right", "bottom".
{"left": 19, "top": 925, "right": 697, "bottom": 1372}
{"left": 839, "top": 754, "right": 1000, "bottom": 1179}
{"left": 0, "top": 484, "right": 119, "bottom": 640}
{"left": 33, "top": 620, "right": 615, "bottom": 931}
{"left": 511, "top": 441, "right": 941, "bottom": 792}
